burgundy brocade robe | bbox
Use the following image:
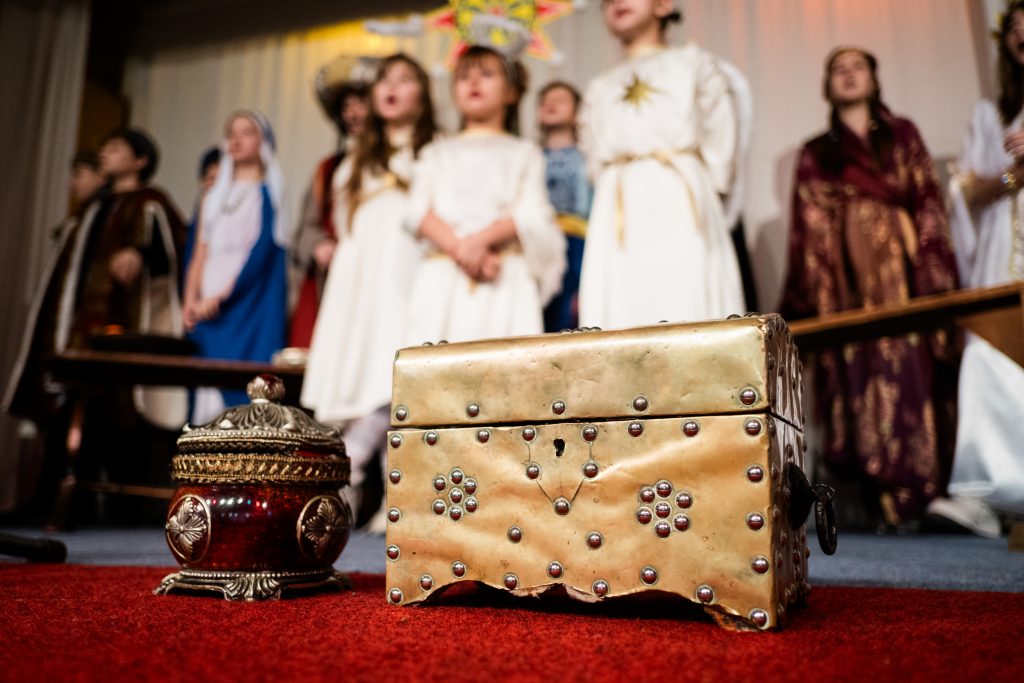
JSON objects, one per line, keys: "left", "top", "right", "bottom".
{"left": 780, "top": 115, "right": 960, "bottom": 522}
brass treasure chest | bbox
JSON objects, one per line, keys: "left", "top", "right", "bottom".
{"left": 384, "top": 315, "right": 835, "bottom": 630}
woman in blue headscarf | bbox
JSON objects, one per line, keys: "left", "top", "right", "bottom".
{"left": 183, "top": 110, "right": 290, "bottom": 422}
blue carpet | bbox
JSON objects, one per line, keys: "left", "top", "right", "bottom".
{"left": 2, "top": 526, "right": 1022, "bottom": 592}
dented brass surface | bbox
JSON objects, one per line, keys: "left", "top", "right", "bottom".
{"left": 392, "top": 315, "right": 802, "bottom": 429}
{"left": 386, "top": 315, "right": 807, "bottom": 629}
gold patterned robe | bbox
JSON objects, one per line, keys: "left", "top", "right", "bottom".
{"left": 780, "top": 114, "right": 960, "bottom": 524}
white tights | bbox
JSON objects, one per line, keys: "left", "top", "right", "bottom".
{"left": 341, "top": 405, "right": 392, "bottom": 493}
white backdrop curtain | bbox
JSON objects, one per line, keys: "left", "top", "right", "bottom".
{"left": 124, "top": 0, "right": 995, "bottom": 310}
{"left": 0, "top": 0, "right": 90, "bottom": 512}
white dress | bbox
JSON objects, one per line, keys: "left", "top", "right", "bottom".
{"left": 404, "top": 131, "right": 566, "bottom": 344}
{"left": 578, "top": 44, "right": 744, "bottom": 329}
{"left": 947, "top": 100, "right": 1024, "bottom": 513}
{"left": 192, "top": 180, "right": 265, "bottom": 424}
{"left": 301, "top": 140, "right": 421, "bottom": 423}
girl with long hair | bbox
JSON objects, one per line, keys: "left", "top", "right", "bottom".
{"left": 780, "top": 47, "right": 960, "bottom": 530}
{"left": 301, "top": 54, "right": 437, "bottom": 530}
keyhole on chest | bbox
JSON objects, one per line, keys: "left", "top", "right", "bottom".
{"left": 554, "top": 439, "right": 565, "bottom": 457}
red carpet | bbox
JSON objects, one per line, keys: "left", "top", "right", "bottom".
{"left": 0, "top": 564, "right": 1021, "bottom": 682}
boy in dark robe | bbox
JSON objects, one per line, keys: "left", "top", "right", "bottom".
{"left": 5, "top": 128, "right": 187, "bottom": 521}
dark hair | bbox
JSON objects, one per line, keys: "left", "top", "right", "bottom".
{"left": 336, "top": 83, "right": 371, "bottom": 137}
{"left": 539, "top": 80, "right": 581, "bottom": 108}
{"left": 198, "top": 146, "right": 221, "bottom": 180}
{"left": 997, "top": 3, "right": 1024, "bottom": 125}
{"left": 455, "top": 45, "right": 528, "bottom": 135}
{"left": 817, "top": 47, "right": 894, "bottom": 172}
{"left": 344, "top": 53, "right": 437, "bottom": 228}
{"left": 72, "top": 150, "right": 99, "bottom": 170}
{"left": 103, "top": 127, "right": 159, "bottom": 181}
{"left": 538, "top": 80, "right": 582, "bottom": 142}
{"left": 659, "top": 8, "right": 683, "bottom": 32}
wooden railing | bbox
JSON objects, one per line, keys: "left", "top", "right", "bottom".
{"left": 49, "top": 282, "right": 1023, "bottom": 392}
{"left": 788, "top": 281, "right": 1023, "bottom": 362}
{"left": 50, "top": 350, "right": 305, "bottom": 397}
{"left": 41, "top": 282, "right": 1022, "bottom": 519}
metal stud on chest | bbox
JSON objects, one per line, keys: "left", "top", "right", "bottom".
{"left": 746, "top": 512, "right": 766, "bottom": 530}
{"left": 640, "top": 566, "right": 658, "bottom": 585}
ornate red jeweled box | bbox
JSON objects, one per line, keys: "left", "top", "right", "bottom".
{"left": 384, "top": 315, "right": 836, "bottom": 630}
{"left": 154, "top": 374, "right": 351, "bottom": 601}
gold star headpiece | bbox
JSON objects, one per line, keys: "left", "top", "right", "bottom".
{"left": 426, "top": 0, "right": 574, "bottom": 66}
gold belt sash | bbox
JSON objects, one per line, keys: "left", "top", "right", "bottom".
{"left": 603, "top": 147, "right": 702, "bottom": 246}
{"left": 427, "top": 241, "right": 523, "bottom": 260}
{"left": 557, "top": 213, "right": 588, "bottom": 240}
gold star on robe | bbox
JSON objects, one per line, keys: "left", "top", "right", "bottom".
{"left": 622, "top": 73, "right": 660, "bottom": 106}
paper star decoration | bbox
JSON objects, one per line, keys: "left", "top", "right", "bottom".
{"left": 426, "top": 0, "right": 575, "bottom": 65}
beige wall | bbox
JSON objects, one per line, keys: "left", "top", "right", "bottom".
{"left": 125, "top": 0, "right": 995, "bottom": 308}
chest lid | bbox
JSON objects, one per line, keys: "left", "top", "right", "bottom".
{"left": 391, "top": 314, "right": 802, "bottom": 429}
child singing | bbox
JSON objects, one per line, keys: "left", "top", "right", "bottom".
{"left": 301, "top": 54, "right": 437, "bottom": 530}
{"left": 579, "top": 0, "right": 744, "bottom": 328}
{"left": 406, "top": 45, "right": 565, "bottom": 344}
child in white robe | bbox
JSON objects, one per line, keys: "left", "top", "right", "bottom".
{"left": 301, "top": 54, "right": 437, "bottom": 531}
{"left": 579, "top": 0, "right": 744, "bottom": 329}
{"left": 928, "top": 6, "right": 1024, "bottom": 535}
{"left": 405, "top": 45, "right": 566, "bottom": 345}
